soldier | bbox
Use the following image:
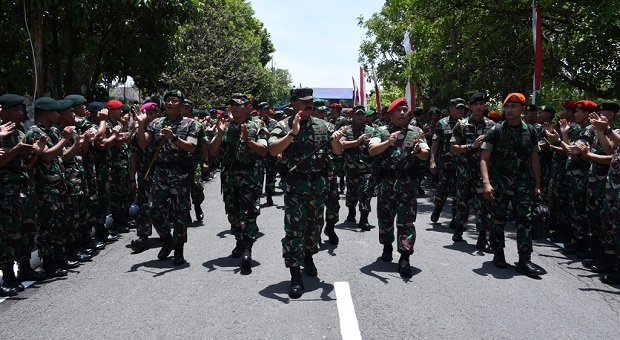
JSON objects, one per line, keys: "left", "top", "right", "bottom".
{"left": 136, "top": 90, "right": 199, "bottom": 265}
{"left": 184, "top": 100, "right": 209, "bottom": 222}
{"left": 480, "top": 93, "right": 544, "bottom": 277}
{"left": 26, "top": 97, "right": 80, "bottom": 277}
{"left": 342, "top": 106, "right": 375, "bottom": 231}
{"left": 209, "top": 93, "right": 268, "bottom": 268}
{"left": 368, "top": 97, "right": 429, "bottom": 277}
{"left": 268, "top": 87, "right": 344, "bottom": 299}
{"left": 106, "top": 100, "right": 132, "bottom": 234}
{"left": 429, "top": 98, "right": 465, "bottom": 227}
{"left": 535, "top": 105, "right": 555, "bottom": 197}
{"left": 589, "top": 111, "right": 620, "bottom": 284}
{"left": 450, "top": 93, "right": 496, "bottom": 253}
{"left": 257, "top": 102, "right": 278, "bottom": 206}
{"left": 130, "top": 101, "right": 160, "bottom": 251}
{"left": 0, "top": 94, "right": 46, "bottom": 296}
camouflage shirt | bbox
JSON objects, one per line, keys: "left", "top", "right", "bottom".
{"left": 369, "top": 122, "right": 429, "bottom": 171}
{"left": 61, "top": 123, "right": 85, "bottom": 196}
{"left": 342, "top": 123, "right": 374, "bottom": 173}
{"left": 433, "top": 116, "right": 459, "bottom": 169}
{"left": 146, "top": 115, "right": 199, "bottom": 170}
{"left": 26, "top": 123, "right": 65, "bottom": 195}
{"left": 569, "top": 123, "right": 594, "bottom": 172}
{"left": 217, "top": 117, "right": 267, "bottom": 171}
{"left": 550, "top": 123, "right": 581, "bottom": 179}
{"left": 450, "top": 116, "right": 496, "bottom": 178}
{"left": 608, "top": 143, "right": 620, "bottom": 191}
{"left": 0, "top": 126, "right": 29, "bottom": 197}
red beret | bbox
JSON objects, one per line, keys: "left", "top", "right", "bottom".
{"left": 216, "top": 110, "right": 223, "bottom": 115}
{"left": 106, "top": 99, "right": 123, "bottom": 110}
{"left": 330, "top": 103, "right": 342, "bottom": 109}
{"left": 269, "top": 108, "right": 274, "bottom": 115}
{"left": 387, "top": 97, "right": 408, "bottom": 113}
{"left": 562, "top": 100, "right": 577, "bottom": 110}
{"left": 502, "top": 93, "right": 526, "bottom": 106}
{"left": 575, "top": 100, "right": 597, "bottom": 112}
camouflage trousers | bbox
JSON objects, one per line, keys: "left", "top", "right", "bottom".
{"left": 550, "top": 169, "right": 571, "bottom": 229}
{"left": 325, "top": 173, "right": 340, "bottom": 226}
{"left": 264, "top": 157, "right": 277, "bottom": 196}
{"left": 376, "top": 176, "right": 418, "bottom": 255}
{"left": 191, "top": 161, "right": 205, "bottom": 205}
{"left": 282, "top": 176, "right": 327, "bottom": 268}
{"left": 96, "top": 168, "right": 110, "bottom": 230}
{"left": 587, "top": 171, "right": 607, "bottom": 245}
{"left": 83, "top": 175, "right": 102, "bottom": 238}
{"left": 149, "top": 167, "right": 191, "bottom": 244}
{"left": 221, "top": 170, "right": 261, "bottom": 241}
{"left": 454, "top": 176, "right": 489, "bottom": 232}
{"left": 433, "top": 167, "right": 456, "bottom": 209}
{"left": 109, "top": 168, "right": 131, "bottom": 228}
{"left": 0, "top": 196, "right": 30, "bottom": 267}
{"left": 22, "top": 190, "right": 38, "bottom": 257}
{"left": 487, "top": 185, "right": 533, "bottom": 254}
{"left": 36, "top": 191, "right": 67, "bottom": 258}
{"left": 602, "top": 184, "right": 620, "bottom": 254}
{"left": 567, "top": 169, "right": 588, "bottom": 240}
{"left": 345, "top": 170, "right": 372, "bottom": 212}
{"left": 65, "top": 195, "right": 85, "bottom": 245}
{"left": 135, "top": 172, "right": 152, "bottom": 237}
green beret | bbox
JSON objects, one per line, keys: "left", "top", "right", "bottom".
{"left": 597, "top": 103, "right": 619, "bottom": 113}
{"left": 365, "top": 109, "right": 376, "bottom": 117}
{"left": 121, "top": 104, "right": 131, "bottom": 111}
{"left": 34, "top": 97, "right": 60, "bottom": 111}
{"left": 539, "top": 105, "right": 556, "bottom": 115}
{"left": 191, "top": 108, "right": 200, "bottom": 115}
{"left": 257, "top": 102, "right": 269, "bottom": 110}
{"left": 164, "top": 89, "right": 185, "bottom": 101}
{"left": 57, "top": 99, "right": 74, "bottom": 111}
{"left": 87, "top": 101, "right": 106, "bottom": 112}
{"left": 0, "top": 94, "right": 26, "bottom": 108}
{"left": 64, "top": 94, "right": 87, "bottom": 106}
{"left": 198, "top": 110, "right": 208, "bottom": 117}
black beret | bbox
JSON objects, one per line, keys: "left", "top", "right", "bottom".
{"left": 87, "top": 101, "right": 106, "bottom": 112}
{"left": 257, "top": 102, "right": 269, "bottom": 109}
{"left": 0, "top": 94, "right": 26, "bottom": 108}
{"left": 413, "top": 107, "right": 425, "bottom": 116}
{"left": 469, "top": 93, "right": 485, "bottom": 105}
{"left": 57, "top": 99, "right": 74, "bottom": 111}
{"left": 164, "top": 89, "right": 185, "bottom": 101}
{"left": 597, "top": 102, "right": 619, "bottom": 113}
{"left": 34, "top": 97, "right": 60, "bottom": 111}
{"left": 290, "top": 87, "right": 313, "bottom": 100}
{"left": 524, "top": 104, "right": 538, "bottom": 111}
{"left": 64, "top": 94, "right": 87, "bottom": 106}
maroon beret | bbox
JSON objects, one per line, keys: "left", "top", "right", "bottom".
{"left": 387, "top": 97, "right": 408, "bottom": 113}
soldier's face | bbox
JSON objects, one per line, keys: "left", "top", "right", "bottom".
{"left": 504, "top": 103, "right": 523, "bottom": 121}
{"left": 164, "top": 96, "right": 183, "bottom": 116}
{"left": 259, "top": 109, "right": 269, "bottom": 118}
{"left": 598, "top": 110, "right": 615, "bottom": 123}
{"left": 109, "top": 108, "right": 122, "bottom": 121}
{"left": 523, "top": 110, "right": 536, "bottom": 123}
{"left": 59, "top": 108, "right": 74, "bottom": 125}
{"left": 537, "top": 111, "right": 551, "bottom": 124}
{"left": 73, "top": 103, "right": 86, "bottom": 117}
{"left": 353, "top": 112, "right": 365, "bottom": 125}
{"left": 560, "top": 107, "right": 574, "bottom": 120}
{"left": 291, "top": 99, "right": 313, "bottom": 119}
{"left": 0, "top": 105, "right": 24, "bottom": 123}
{"left": 365, "top": 115, "right": 374, "bottom": 125}
{"left": 470, "top": 101, "right": 486, "bottom": 116}
{"left": 574, "top": 108, "right": 589, "bottom": 125}
{"left": 389, "top": 106, "right": 409, "bottom": 127}
{"left": 450, "top": 106, "right": 465, "bottom": 119}
{"left": 230, "top": 102, "right": 249, "bottom": 123}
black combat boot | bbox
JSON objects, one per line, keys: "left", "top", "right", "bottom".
{"left": 0, "top": 284, "right": 18, "bottom": 297}
{"left": 452, "top": 224, "right": 465, "bottom": 242}
{"left": 304, "top": 255, "right": 318, "bottom": 277}
{"left": 381, "top": 244, "right": 393, "bottom": 262}
{"left": 563, "top": 238, "right": 587, "bottom": 256}
{"left": 56, "top": 246, "right": 80, "bottom": 270}
{"left": 231, "top": 236, "right": 243, "bottom": 258}
{"left": 358, "top": 210, "right": 372, "bottom": 231}
{"left": 1, "top": 266, "right": 24, "bottom": 292}
{"left": 194, "top": 204, "right": 204, "bottom": 221}
{"left": 430, "top": 204, "right": 443, "bottom": 223}
{"left": 130, "top": 235, "right": 150, "bottom": 252}
{"left": 398, "top": 253, "right": 413, "bottom": 277}
{"left": 41, "top": 256, "right": 68, "bottom": 278}
{"left": 67, "top": 242, "right": 92, "bottom": 262}
{"left": 601, "top": 267, "right": 620, "bottom": 285}
{"left": 475, "top": 231, "right": 493, "bottom": 253}
{"left": 288, "top": 267, "right": 304, "bottom": 299}
{"left": 324, "top": 223, "right": 339, "bottom": 245}
{"left": 173, "top": 243, "right": 186, "bottom": 265}
{"left": 516, "top": 252, "right": 544, "bottom": 277}
{"left": 591, "top": 253, "right": 618, "bottom": 274}
{"left": 241, "top": 240, "right": 253, "bottom": 268}
{"left": 346, "top": 208, "right": 356, "bottom": 222}
{"left": 17, "top": 257, "right": 46, "bottom": 282}
{"left": 157, "top": 235, "right": 175, "bottom": 260}
{"left": 493, "top": 248, "right": 508, "bottom": 269}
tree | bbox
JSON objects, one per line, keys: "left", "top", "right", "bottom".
{"left": 358, "top": 0, "right": 620, "bottom": 108}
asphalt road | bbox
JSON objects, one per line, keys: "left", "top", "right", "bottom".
{"left": 1, "top": 174, "right": 619, "bottom": 340}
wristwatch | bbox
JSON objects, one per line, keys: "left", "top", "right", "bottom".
{"left": 288, "top": 131, "right": 298, "bottom": 138}
{"left": 466, "top": 144, "right": 472, "bottom": 151}
{"left": 604, "top": 127, "right": 613, "bottom": 135}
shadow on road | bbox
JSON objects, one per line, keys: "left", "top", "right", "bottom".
{"left": 578, "top": 287, "right": 620, "bottom": 295}
{"left": 127, "top": 258, "right": 190, "bottom": 277}
{"left": 202, "top": 256, "right": 261, "bottom": 275}
{"left": 472, "top": 261, "right": 519, "bottom": 280}
{"left": 258, "top": 276, "right": 335, "bottom": 304}
{"left": 360, "top": 258, "right": 422, "bottom": 284}
{"left": 443, "top": 241, "right": 488, "bottom": 257}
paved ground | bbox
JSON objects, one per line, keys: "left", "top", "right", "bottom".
{"left": 1, "top": 175, "right": 620, "bottom": 339}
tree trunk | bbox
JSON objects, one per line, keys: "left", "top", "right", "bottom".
{"left": 29, "top": 7, "right": 44, "bottom": 98}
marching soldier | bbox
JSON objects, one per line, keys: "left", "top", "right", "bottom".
{"left": 257, "top": 102, "right": 278, "bottom": 205}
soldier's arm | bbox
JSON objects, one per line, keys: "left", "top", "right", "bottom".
{"left": 368, "top": 132, "right": 397, "bottom": 156}
{"left": 40, "top": 133, "right": 69, "bottom": 163}
{"left": 480, "top": 149, "right": 494, "bottom": 200}
{"left": 246, "top": 137, "right": 268, "bottom": 158}
{"left": 584, "top": 152, "right": 612, "bottom": 165}
{"left": 530, "top": 151, "right": 541, "bottom": 194}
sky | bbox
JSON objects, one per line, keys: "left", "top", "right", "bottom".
{"left": 249, "top": 0, "right": 385, "bottom": 89}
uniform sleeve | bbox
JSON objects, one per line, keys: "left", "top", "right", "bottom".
{"left": 369, "top": 127, "right": 384, "bottom": 145}
{"left": 432, "top": 121, "right": 444, "bottom": 141}
{"left": 254, "top": 122, "right": 268, "bottom": 147}
{"left": 418, "top": 136, "right": 430, "bottom": 150}
{"left": 185, "top": 120, "right": 198, "bottom": 145}
{"left": 450, "top": 122, "right": 462, "bottom": 144}
{"left": 480, "top": 126, "right": 497, "bottom": 151}
{"left": 268, "top": 121, "right": 287, "bottom": 145}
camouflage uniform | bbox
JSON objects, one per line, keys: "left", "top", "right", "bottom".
{"left": 432, "top": 116, "right": 458, "bottom": 214}
{"left": 370, "top": 123, "right": 429, "bottom": 254}
{"left": 74, "top": 117, "right": 98, "bottom": 244}
{"left": 146, "top": 115, "right": 199, "bottom": 244}
{"left": 343, "top": 124, "right": 375, "bottom": 214}
{"left": 585, "top": 126, "right": 612, "bottom": 250}
{"left": 450, "top": 116, "right": 496, "bottom": 232}
{"left": 568, "top": 124, "right": 595, "bottom": 242}
{"left": 92, "top": 121, "right": 112, "bottom": 236}
{"left": 330, "top": 115, "right": 350, "bottom": 192}
{"left": 269, "top": 116, "right": 333, "bottom": 268}
{"left": 549, "top": 124, "right": 581, "bottom": 234}
{"left": 107, "top": 119, "right": 131, "bottom": 232}
{"left": 481, "top": 121, "right": 540, "bottom": 254}
{"left": 191, "top": 120, "right": 207, "bottom": 206}
{"left": 60, "top": 122, "right": 86, "bottom": 253}
{"left": 601, "top": 129, "right": 620, "bottom": 256}
{"left": 262, "top": 116, "right": 279, "bottom": 199}
{"left": 217, "top": 118, "right": 266, "bottom": 244}
{"left": 131, "top": 133, "right": 154, "bottom": 238}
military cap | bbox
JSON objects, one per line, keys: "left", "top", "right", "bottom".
{"left": 330, "top": 103, "right": 342, "bottom": 109}
{"left": 387, "top": 97, "right": 408, "bottom": 113}
{"left": 191, "top": 108, "right": 200, "bottom": 116}
{"left": 184, "top": 99, "right": 194, "bottom": 108}
{"left": 524, "top": 104, "right": 538, "bottom": 112}
{"left": 597, "top": 102, "right": 619, "bottom": 113}
{"left": 450, "top": 98, "right": 466, "bottom": 107}
{"left": 87, "top": 101, "right": 106, "bottom": 113}
{"left": 209, "top": 109, "right": 217, "bottom": 114}
{"left": 257, "top": 102, "right": 269, "bottom": 110}
{"left": 34, "top": 97, "right": 60, "bottom": 111}
{"left": 353, "top": 105, "right": 366, "bottom": 114}
{"left": 121, "top": 104, "right": 131, "bottom": 111}
{"left": 429, "top": 107, "right": 442, "bottom": 115}
{"left": 503, "top": 93, "right": 526, "bottom": 106}
{"left": 64, "top": 94, "right": 87, "bottom": 106}
{"left": 575, "top": 100, "right": 597, "bottom": 112}
{"left": 562, "top": 100, "right": 577, "bottom": 110}
{"left": 146, "top": 96, "right": 161, "bottom": 107}
{"left": 199, "top": 110, "right": 208, "bottom": 117}
{"left": 57, "top": 99, "right": 75, "bottom": 111}
{"left": 141, "top": 102, "right": 158, "bottom": 112}
{"left": 106, "top": 99, "right": 123, "bottom": 110}
{"left": 488, "top": 110, "right": 502, "bottom": 119}
{"left": 539, "top": 105, "right": 556, "bottom": 114}
{"left": 284, "top": 105, "right": 294, "bottom": 112}
{"left": 274, "top": 110, "right": 284, "bottom": 116}
{"left": 413, "top": 107, "right": 425, "bottom": 116}
{"left": 469, "top": 93, "right": 486, "bottom": 105}
{"left": 365, "top": 109, "right": 376, "bottom": 117}
{"left": 229, "top": 93, "right": 249, "bottom": 105}
{"left": 0, "top": 94, "right": 26, "bottom": 108}
{"left": 290, "top": 87, "right": 313, "bottom": 101}
{"left": 163, "top": 89, "right": 185, "bottom": 101}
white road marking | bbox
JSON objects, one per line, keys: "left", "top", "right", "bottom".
{"left": 335, "top": 281, "right": 362, "bottom": 340}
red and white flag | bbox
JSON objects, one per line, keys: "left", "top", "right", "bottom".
{"left": 532, "top": 1, "right": 542, "bottom": 100}
{"left": 352, "top": 77, "right": 359, "bottom": 106}
{"left": 359, "top": 66, "right": 366, "bottom": 108}
{"left": 402, "top": 24, "right": 415, "bottom": 108}
{"left": 371, "top": 65, "right": 381, "bottom": 112}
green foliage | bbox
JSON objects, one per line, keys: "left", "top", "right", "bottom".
{"left": 359, "top": 0, "right": 620, "bottom": 109}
